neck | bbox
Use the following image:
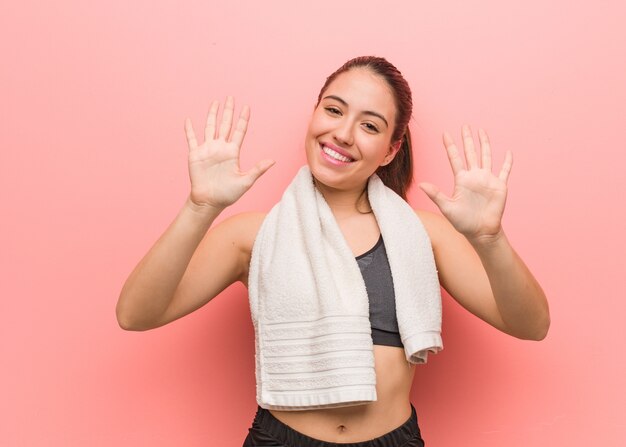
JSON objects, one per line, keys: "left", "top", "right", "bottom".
{"left": 313, "top": 178, "right": 371, "bottom": 217}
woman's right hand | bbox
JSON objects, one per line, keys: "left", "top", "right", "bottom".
{"left": 184, "top": 96, "right": 275, "bottom": 210}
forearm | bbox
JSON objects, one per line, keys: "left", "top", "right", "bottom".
{"left": 116, "top": 197, "right": 224, "bottom": 330}
{"left": 470, "top": 231, "right": 550, "bottom": 340}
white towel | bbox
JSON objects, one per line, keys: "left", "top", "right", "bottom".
{"left": 248, "top": 166, "right": 442, "bottom": 410}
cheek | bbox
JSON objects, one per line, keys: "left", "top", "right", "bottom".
{"left": 308, "top": 109, "right": 334, "bottom": 135}
{"left": 359, "top": 135, "right": 392, "bottom": 157}
{"left": 305, "top": 116, "right": 324, "bottom": 150}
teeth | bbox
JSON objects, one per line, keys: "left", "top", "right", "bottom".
{"left": 323, "top": 146, "right": 353, "bottom": 162}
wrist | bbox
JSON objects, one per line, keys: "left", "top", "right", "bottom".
{"left": 184, "top": 196, "right": 226, "bottom": 219}
{"left": 467, "top": 228, "right": 507, "bottom": 251}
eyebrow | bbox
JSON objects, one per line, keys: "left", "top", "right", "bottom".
{"left": 322, "top": 95, "right": 389, "bottom": 128}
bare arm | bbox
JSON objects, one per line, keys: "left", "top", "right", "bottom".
{"left": 420, "top": 211, "right": 549, "bottom": 340}
{"left": 116, "top": 97, "right": 274, "bottom": 331}
{"left": 470, "top": 230, "right": 549, "bottom": 339}
{"left": 419, "top": 125, "right": 550, "bottom": 340}
{"left": 116, "top": 200, "right": 222, "bottom": 330}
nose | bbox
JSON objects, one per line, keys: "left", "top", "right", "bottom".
{"left": 333, "top": 118, "right": 354, "bottom": 147}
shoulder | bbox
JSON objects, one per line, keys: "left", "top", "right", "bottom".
{"left": 220, "top": 210, "right": 268, "bottom": 229}
{"left": 412, "top": 208, "right": 457, "bottom": 251}
{"left": 213, "top": 211, "right": 267, "bottom": 285}
{"left": 217, "top": 211, "right": 267, "bottom": 250}
{"left": 412, "top": 208, "right": 473, "bottom": 258}
{"left": 413, "top": 208, "right": 444, "bottom": 228}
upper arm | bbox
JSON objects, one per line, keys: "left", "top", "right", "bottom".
{"left": 416, "top": 210, "right": 509, "bottom": 333}
{"left": 153, "top": 211, "right": 265, "bottom": 327}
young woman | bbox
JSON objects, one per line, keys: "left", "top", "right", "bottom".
{"left": 116, "top": 57, "right": 550, "bottom": 446}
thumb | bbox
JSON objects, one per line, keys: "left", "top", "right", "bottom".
{"left": 244, "top": 159, "right": 275, "bottom": 185}
{"left": 418, "top": 182, "right": 450, "bottom": 210}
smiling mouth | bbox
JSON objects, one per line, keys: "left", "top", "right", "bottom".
{"left": 320, "top": 144, "right": 355, "bottom": 163}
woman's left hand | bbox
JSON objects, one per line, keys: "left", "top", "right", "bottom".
{"left": 419, "top": 125, "right": 513, "bottom": 244}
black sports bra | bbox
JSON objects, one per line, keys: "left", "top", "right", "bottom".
{"left": 356, "top": 235, "right": 404, "bottom": 348}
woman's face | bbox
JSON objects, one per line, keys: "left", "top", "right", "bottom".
{"left": 305, "top": 68, "right": 399, "bottom": 192}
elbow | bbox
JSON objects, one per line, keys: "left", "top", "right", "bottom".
{"left": 534, "top": 316, "right": 551, "bottom": 341}
{"left": 534, "top": 302, "right": 552, "bottom": 341}
{"left": 527, "top": 327, "right": 549, "bottom": 341}
{"left": 115, "top": 298, "right": 150, "bottom": 332}
{"left": 524, "top": 313, "right": 551, "bottom": 341}
{"left": 116, "top": 306, "right": 138, "bottom": 331}
{"left": 115, "top": 290, "right": 171, "bottom": 331}
{"left": 519, "top": 294, "right": 551, "bottom": 341}
{"left": 116, "top": 314, "right": 140, "bottom": 331}
{"left": 116, "top": 313, "right": 153, "bottom": 332}
{"left": 116, "top": 287, "right": 137, "bottom": 331}
{"left": 504, "top": 310, "right": 551, "bottom": 341}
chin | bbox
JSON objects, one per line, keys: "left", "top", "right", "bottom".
{"left": 309, "top": 163, "right": 370, "bottom": 195}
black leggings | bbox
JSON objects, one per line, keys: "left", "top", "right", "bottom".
{"left": 242, "top": 405, "right": 425, "bottom": 447}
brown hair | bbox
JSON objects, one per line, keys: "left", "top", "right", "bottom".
{"left": 316, "top": 56, "right": 413, "bottom": 200}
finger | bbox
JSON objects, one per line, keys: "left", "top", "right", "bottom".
{"left": 218, "top": 96, "right": 235, "bottom": 140}
{"left": 204, "top": 100, "right": 219, "bottom": 142}
{"left": 462, "top": 124, "right": 479, "bottom": 169}
{"left": 185, "top": 118, "right": 198, "bottom": 150}
{"left": 498, "top": 150, "right": 513, "bottom": 183}
{"left": 443, "top": 131, "right": 464, "bottom": 176}
{"left": 230, "top": 105, "right": 250, "bottom": 148}
{"left": 418, "top": 182, "right": 451, "bottom": 210}
{"left": 478, "top": 128, "right": 492, "bottom": 171}
{"left": 244, "top": 159, "right": 275, "bottom": 185}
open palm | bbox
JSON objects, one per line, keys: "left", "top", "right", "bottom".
{"left": 185, "top": 97, "right": 274, "bottom": 209}
{"left": 419, "top": 125, "right": 512, "bottom": 241}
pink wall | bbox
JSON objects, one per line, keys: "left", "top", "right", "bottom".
{"left": 2, "top": 1, "right": 625, "bottom": 445}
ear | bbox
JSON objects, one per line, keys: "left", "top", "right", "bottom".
{"left": 380, "top": 140, "right": 402, "bottom": 166}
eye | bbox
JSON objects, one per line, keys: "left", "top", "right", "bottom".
{"left": 325, "top": 106, "right": 342, "bottom": 116}
{"left": 362, "top": 122, "right": 380, "bottom": 133}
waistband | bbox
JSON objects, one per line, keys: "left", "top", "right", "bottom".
{"left": 252, "top": 404, "right": 421, "bottom": 447}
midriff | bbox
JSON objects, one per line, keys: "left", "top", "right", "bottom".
{"left": 269, "top": 345, "right": 416, "bottom": 443}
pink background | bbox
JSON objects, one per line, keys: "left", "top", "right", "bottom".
{"left": 2, "top": 1, "right": 625, "bottom": 445}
